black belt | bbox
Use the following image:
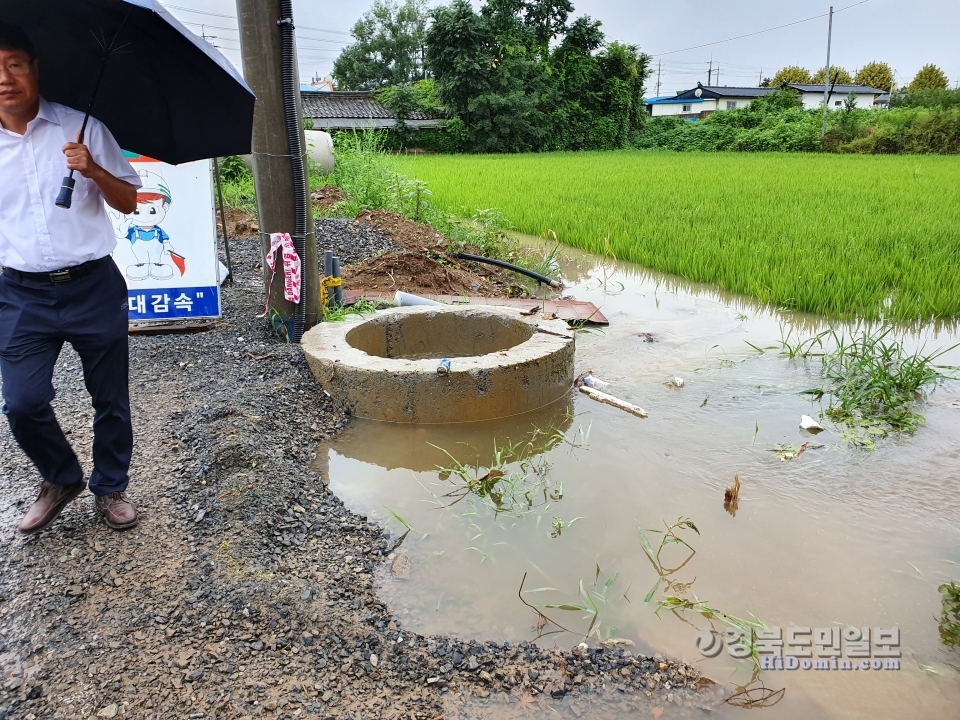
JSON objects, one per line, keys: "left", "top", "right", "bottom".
{"left": 3, "top": 257, "right": 111, "bottom": 284}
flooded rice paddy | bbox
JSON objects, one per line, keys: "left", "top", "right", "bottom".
{"left": 313, "top": 243, "right": 960, "bottom": 719}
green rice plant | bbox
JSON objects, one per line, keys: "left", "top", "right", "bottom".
{"left": 390, "top": 151, "right": 960, "bottom": 322}
{"left": 810, "top": 328, "right": 958, "bottom": 436}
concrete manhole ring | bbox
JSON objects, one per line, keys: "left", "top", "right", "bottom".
{"left": 301, "top": 305, "right": 575, "bottom": 423}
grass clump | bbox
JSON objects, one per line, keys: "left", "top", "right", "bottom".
{"left": 217, "top": 155, "right": 256, "bottom": 212}
{"left": 939, "top": 581, "right": 960, "bottom": 646}
{"left": 321, "top": 298, "right": 378, "bottom": 322}
{"left": 804, "top": 329, "right": 958, "bottom": 443}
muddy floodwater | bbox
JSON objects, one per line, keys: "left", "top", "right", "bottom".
{"left": 313, "top": 242, "right": 960, "bottom": 719}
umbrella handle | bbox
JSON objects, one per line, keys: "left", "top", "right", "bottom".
{"left": 55, "top": 171, "right": 77, "bottom": 210}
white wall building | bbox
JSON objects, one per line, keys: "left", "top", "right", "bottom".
{"left": 788, "top": 83, "right": 882, "bottom": 110}
{"left": 646, "top": 82, "right": 884, "bottom": 119}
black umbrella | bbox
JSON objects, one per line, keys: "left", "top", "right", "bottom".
{"left": 1, "top": 0, "right": 255, "bottom": 207}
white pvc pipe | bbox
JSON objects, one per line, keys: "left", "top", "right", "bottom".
{"left": 394, "top": 291, "right": 440, "bottom": 307}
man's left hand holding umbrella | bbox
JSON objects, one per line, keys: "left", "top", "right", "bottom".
{"left": 0, "top": 21, "right": 142, "bottom": 534}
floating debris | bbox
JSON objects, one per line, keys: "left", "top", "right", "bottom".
{"left": 579, "top": 386, "right": 647, "bottom": 418}
{"left": 800, "top": 414, "right": 825, "bottom": 433}
{"left": 724, "top": 475, "right": 741, "bottom": 516}
{"left": 770, "top": 442, "right": 825, "bottom": 461}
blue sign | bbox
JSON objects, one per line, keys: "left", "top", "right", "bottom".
{"left": 127, "top": 286, "right": 220, "bottom": 321}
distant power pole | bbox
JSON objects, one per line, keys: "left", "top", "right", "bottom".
{"left": 716, "top": 65, "right": 720, "bottom": 86}
{"left": 821, "top": 5, "right": 834, "bottom": 138}
{"left": 759, "top": 68, "right": 763, "bottom": 87}
{"left": 236, "top": 0, "right": 321, "bottom": 336}
{"left": 708, "top": 56, "right": 713, "bottom": 85}
{"left": 656, "top": 60, "right": 661, "bottom": 95}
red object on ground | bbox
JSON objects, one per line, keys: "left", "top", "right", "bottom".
{"left": 342, "top": 289, "right": 608, "bottom": 325}
{"left": 169, "top": 252, "right": 186, "bottom": 276}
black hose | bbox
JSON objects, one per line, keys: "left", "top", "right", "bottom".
{"left": 453, "top": 253, "right": 562, "bottom": 289}
{"left": 279, "top": 0, "right": 307, "bottom": 342}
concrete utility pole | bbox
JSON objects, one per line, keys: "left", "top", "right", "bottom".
{"left": 821, "top": 5, "right": 834, "bottom": 138}
{"left": 708, "top": 56, "right": 713, "bottom": 85}
{"left": 655, "top": 60, "right": 661, "bottom": 96}
{"left": 759, "top": 68, "right": 763, "bottom": 87}
{"left": 236, "top": 0, "right": 321, "bottom": 337}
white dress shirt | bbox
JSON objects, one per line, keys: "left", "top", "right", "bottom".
{"left": 0, "top": 98, "right": 142, "bottom": 272}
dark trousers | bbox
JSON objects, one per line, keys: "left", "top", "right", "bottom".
{"left": 0, "top": 260, "right": 131, "bottom": 496}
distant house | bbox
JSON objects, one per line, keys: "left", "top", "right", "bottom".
{"left": 300, "top": 90, "right": 442, "bottom": 131}
{"left": 786, "top": 84, "right": 884, "bottom": 110}
{"left": 646, "top": 82, "right": 885, "bottom": 119}
{"left": 646, "top": 85, "right": 771, "bottom": 119}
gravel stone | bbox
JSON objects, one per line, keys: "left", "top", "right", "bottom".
{"left": 315, "top": 218, "right": 398, "bottom": 266}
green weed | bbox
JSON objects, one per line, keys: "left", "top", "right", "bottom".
{"left": 811, "top": 328, "right": 958, "bottom": 436}
{"left": 939, "top": 581, "right": 960, "bottom": 646}
{"left": 322, "top": 298, "right": 378, "bottom": 322}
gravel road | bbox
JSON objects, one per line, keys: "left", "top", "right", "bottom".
{"left": 0, "top": 230, "right": 720, "bottom": 719}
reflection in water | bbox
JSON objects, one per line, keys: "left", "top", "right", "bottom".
{"left": 318, "top": 242, "right": 960, "bottom": 720}
{"left": 316, "top": 397, "right": 574, "bottom": 474}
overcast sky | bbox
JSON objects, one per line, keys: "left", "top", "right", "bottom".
{"left": 166, "top": 0, "right": 960, "bottom": 93}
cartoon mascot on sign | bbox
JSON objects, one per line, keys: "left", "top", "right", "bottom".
{"left": 122, "top": 170, "right": 186, "bottom": 281}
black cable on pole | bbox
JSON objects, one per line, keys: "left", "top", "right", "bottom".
{"left": 278, "top": 0, "right": 307, "bottom": 342}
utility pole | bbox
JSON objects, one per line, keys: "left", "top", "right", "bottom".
{"left": 716, "top": 65, "right": 720, "bottom": 86}
{"left": 759, "top": 67, "right": 763, "bottom": 87}
{"left": 821, "top": 5, "right": 834, "bottom": 138}
{"left": 236, "top": 0, "right": 321, "bottom": 337}
{"left": 655, "top": 60, "right": 661, "bottom": 96}
{"left": 708, "top": 55, "right": 713, "bottom": 85}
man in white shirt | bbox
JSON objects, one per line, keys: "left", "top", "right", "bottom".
{"left": 0, "top": 22, "right": 143, "bottom": 534}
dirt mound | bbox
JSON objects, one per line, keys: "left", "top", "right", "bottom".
{"left": 311, "top": 185, "right": 349, "bottom": 213}
{"left": 342, "top": 249, "right": 526, "bottom": 298}
{"left": 345, "top": 210, "right": 529, "bottom": 298}
{"left": 354, "top": 209, "right": 448, "bottom": 253}
{"left": 216, "top": 206, "right": 258, "bottom": 238}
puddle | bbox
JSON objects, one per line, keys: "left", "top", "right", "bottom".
{"left": 314, "top": 242, "right": 960, "bottom": 719}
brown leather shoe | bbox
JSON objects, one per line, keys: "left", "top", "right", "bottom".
{"left": 17, "top": 479, "right": 86, "bottom": 535}
{"left": 94, "top": 492, "right": 139, "bottom": 530}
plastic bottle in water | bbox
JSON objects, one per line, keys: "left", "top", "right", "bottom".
{"left": 582, "top": 375, "right": 610, "bottom": 391}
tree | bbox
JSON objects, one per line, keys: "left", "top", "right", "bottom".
{"left": 332, "top": 0, "right": 431, "bottom": 90}
{"left": 770, "top": 66, "right": 812, "bottom": 87}
{"left": 909, "top": 64, "right": 949, "bottom": 91}
{"left": 481, "top": 0, "right": 573, "bottom": 47}
{"left": 426, "top": 0, "right": 649, "bottom": 152}
{"left": 812, "top": 66, "right": 853, "bottom": 85}
{"left": 854, "top": 62, "right": 893, "bottom": 92}
{"left": 379, "top": 79, "right": 443, "bottom": 142}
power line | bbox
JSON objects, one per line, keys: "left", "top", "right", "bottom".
{"left": 164, "top": 3, "right": 352, "bottom": 36}
{"left": 651, "top": 0, "right": 872, "bottom": 57}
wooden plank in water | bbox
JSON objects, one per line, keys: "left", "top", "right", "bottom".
{"left": 342, "top": 289, "right": 608, "bottom": 325}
